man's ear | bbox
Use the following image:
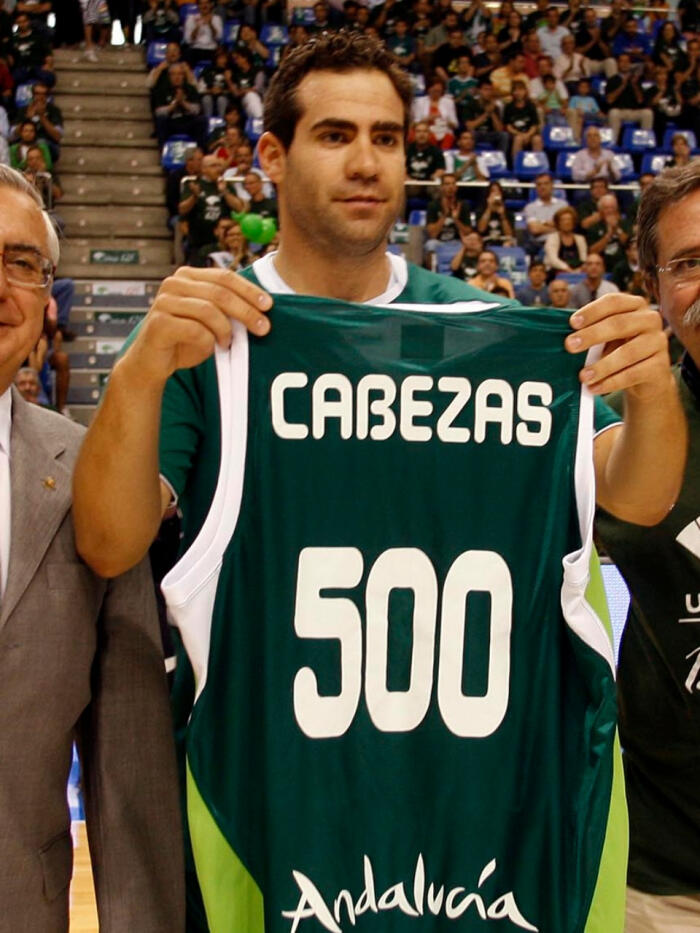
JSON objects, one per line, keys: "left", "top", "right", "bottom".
{"left": 257, "top": 131, "right": 285, "bottom": 185}
{"left": 644, "top": 274, "right": 659, "bottom": 305}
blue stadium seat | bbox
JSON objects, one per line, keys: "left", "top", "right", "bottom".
{"left": 193, "top": 60, "right": 212, "bottom": 79}
{"left": 555, "top": 151, "right": 576, "bottom": 181}
{"left": 513, "top": 151, "right": 550, "bottom": 180}
{"left": 179, "top": 3, "right": 197, "bottom": 23}
{"left": 146, "top": 41, "right": 167, "bottom": 68}
{"left": 408, "top": 209, "right": 427, "bottom": 226}
{"left": 640, "top": 152, "right": 669, "bottom": 175}
{"left": 410, "top": 73, "right": 426, "bottom": 96}
{"left": 478, "top": 149, "right": 509, "bottom": 178}
{"left": 621, "top": 127, "right": 657, "bottom": 152}
{"left": 556, "top": 271, "right": 585, "bottom": 285}
{"left": 491, "top": 246, "right": 528, "bottom": 286}
{"left": 15, "top": 82, "right": 35, "bottom": 108}
{"left": 291, "top": 6, "right": 316, "bottom": 24}
{"left": 207, "top": 116, "right": 226, "bottom": 138}
{"left": 222, "top": 20, "right": 240, "bottom": 46}
{"left": 433, "top": 241, "right": 461, "bottom": 275}
{"left": 387, "top": 243, "right": 404, "bottom": 256}
{"left": 542, "top": 125, "right": 577, "bottom": 151}
{"left": 528, "top": 184, "right": 566, "bottom": 201}
{"left": 662, "top": 128, "right": 698, "bottom": 151}
{"left": 589, "top": 75, "right": 606, "bottom": 96}
{"left": 597, "top": 126, "right": 616, "bottom": 149}
{"left": 267, "top": 46, "right": 283, "bottom": 69}
{"left": 612, "top": 152, "right": 637, "bottom": 180}
{"left": 161, "top": 136, "right": 195, "bottom": 171}
{"left": 260, "top": 24, "right": 288, "bottom": 45}
{"left": 245, "top": 116, "right": 264, "bottom": 142}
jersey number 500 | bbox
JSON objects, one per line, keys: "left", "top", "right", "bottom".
{"left": 293, "top": 547, "right": 513, "bottom": 740}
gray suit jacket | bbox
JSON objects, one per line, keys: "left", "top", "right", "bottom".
{"left": 0, "top": 389, "right": 185, "bottom": 932}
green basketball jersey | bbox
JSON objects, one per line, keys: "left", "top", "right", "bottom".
{"left": 161, "top": 259, "right": 626, "bottom": 933}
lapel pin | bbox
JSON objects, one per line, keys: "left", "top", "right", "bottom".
{"left": 42, "top": 476, "right": 56, "bottom": 491}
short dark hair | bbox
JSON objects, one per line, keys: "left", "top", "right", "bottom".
{"left": 264, "top": 31, "right": 413, "bottom": 150}
{"left": 637, "top": 162, "right": 700, "bottom": 278}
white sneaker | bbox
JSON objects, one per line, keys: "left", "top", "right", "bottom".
{"left": 84, "top": 48, "right": 98, "bottom": 62}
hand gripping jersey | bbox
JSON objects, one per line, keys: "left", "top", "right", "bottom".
{"left": 161, "top": 288, "right": 627, "bottom": 933}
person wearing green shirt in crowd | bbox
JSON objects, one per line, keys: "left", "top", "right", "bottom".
{"left": 596, "top": 160, "right": 700, "bottom": 933}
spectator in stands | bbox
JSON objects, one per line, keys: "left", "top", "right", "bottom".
{"left": 412, "top": 77, "right": 457, "bottom": 150}
{"left": 547, "top": 277, "right": 572, "bottom": 308}
{"left": 433, "top": 26, "right": 472, "bottom": 84}
{"left": 537, "top": 7, "right": 570, "bottom": 60}
{"left": 80, "top": 0, "right": 111, "bottom": 63}
{"left": 476, "top": 180, "right": 515, "bottom": 246}
{"left": 568, "top": 78, "right": 605, "bottom": 142}
{"left": 234, "top": 24, "right": 269, "bottom": 71}
{"left": 472, "top": 32, "right": 502, "bottom": 81}
{"left": 229, "top": 47, "right": 265, "bottom": 120}
{"left": 16, "top": 0, "right": 53, "bottom": 34}
{"left": 423, "top": 8, "right": 461, "bottom": 60}
{"left": 605, "top": 52, "right": 654, "bottom": 144}
{"left": 611, "top": 236, "right": 646, "bottom": 297}
{"left": 497, "top": 9, "right": 524, "bottom": 59}
{"left": 154, "top": 62, "right": 205, "bottom": 148}
{"left": 166, "top": 143, "right": 202, "bottom": 220}
{"left": 554, "top": 34, "right": 586, "bottom": 95}
{"left": 194, "top": 213, "right": 233, "bottom": 265}
{"left": 535, "top": 71, "right": 572, "bottom": 130}
{"left": 148, "top": 42, "right": 191, "bottom": 105}
{"left": 447, "top": 55, "right": 478, "bottom": 124}
{"left": 450, "top": 229, "right": 483, "bottom": 279}
{"left": 544, "top": 205, "right": 587, "bottom": 272}
{"left": 445, "top": 128, "right": 489, "bottom": 188}
{"left": 523, "top": 171, "right": 568, "bottom": 255}
{"left": 612, "top": 17, "right": 651, "bottom": 68}
{"left": 463, "top": 79, "right": 508, "bottom": 153}
{"left": 575, "top": 6, "right": 615, "bottom": 78}
{"left": 524, "top": 0, "right": 548, "bottom": 33}
{"left": 213, "top": 125, "right": 242, "bottom": 166}
{"left": 183, "top": 0, "right": 223, "bottom": 66}
{"left": 578, "top": 175, "right": 610, "bottom": 231}
{"left": 14, "top": 82, "right": 62, "bottom": 163}
{"left": 601, "top": 0, "right": 631, "bottom": 48}
{"left": 461, "top": 0, "right": 492, "bottom": 45}
{"left": 14, "top": 366, "right": 41, "bottom": 405}
{"left": 666, "top": 132, "right": 694, "bottom": 169}
{"left": 239, "top": 168, "right": 277, "bottom": 220}
{"left": 679, "top": 60, "right": 700, "bottom": 139}
{"left": 198, "top": 46, "right": 233, "bottom": 120}
{"left": 587, "top": 192, "right": 632, "bottom": 269}
{"left": 23, "top": 144, "right": 62, "bottom": 211}
{"left": 571, "top": 126, "right": 621, "bottom": 183}
{"left": 209, "top": 220, "right": 253, "bottom": 270}
{"left": 503, "top": 78, "right": 540, "bottom": 159}
{"left": 406, "top": 120, "right": 445, "bottom": 182}
{"left": 678, "top": 0, "right": 700, "bottom": 34}
{"left": 468, "top": 248, "right": 515, "bottom": 297}
{"left": 26, "top": 300, "right": 71, "bottom": 415}
{"left": 425, "top": 172, "right": 472, "bottom": 244}
{"left": 387, "top": 18, "right": 417, "bottom": 72}
{"left": 491, "top": 52, "right": 529, "bottom": 101}
{"left": 570, "top": 252, "right": 619, "bottom": 307}
{"left": 9, "top": 11, "right": 51, "bottom": 80}
{"left": 521, "top": 31, "right": 541, "bottom": 78}
{"left": 107, "top": 0, "right": 139, "bottom": 44}
{"left": 179, "top": 154, "right": 239, "bottom": 264}
{"left": 515, "top": 260, "right": 549, "bottom": 304}
{"left": 646, "top": 66, "right": 681, "bottom": 143}
{"left": 0, "top": 54, "right": 12, "bottom": 114}
{"left": 9, "top": 120, "right": 51, "bottom": 170}
{"left": 310, "top": 0, "right": 335, "bottom": 34}
{"left": 652, "top": 21, "right": 687, "bottom": 73}
{"left": 142, "top": 0, "right": 181, "bottom": 43}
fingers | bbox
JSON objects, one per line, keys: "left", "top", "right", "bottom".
{"left": 565, "top": 299, "right": 661, "bottom": 355}
{"left": 578, "top": 331, "right": 668, "bottom": 394}
{"left": 168, "top": 266, "right": 273, "bottom": 334}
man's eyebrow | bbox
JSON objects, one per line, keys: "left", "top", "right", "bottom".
{"left": 4, "top": 243, "right": 44, "bottom": 257}
{"left": 666, "top": 246, "right": 700, "bottom": 264}
{"left": 309, "top": 118, "right": 403, "bottom": 134}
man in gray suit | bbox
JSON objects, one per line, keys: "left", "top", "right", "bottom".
{"left": 0, "top": 166, "right": 184, "bottom": 930}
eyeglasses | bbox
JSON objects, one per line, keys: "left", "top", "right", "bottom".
{"left": 1, "top": 247, "right": 54, "bottom": 288}
{"left": 657, "top": 256, "right": 700, "bottom": 286}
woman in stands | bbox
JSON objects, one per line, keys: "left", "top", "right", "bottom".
{"left": 497, "top": 9, "right": 524, "bottom": 57}
{"left": 544, "top": 205, "right": 587, "bottom": 273}
{"left": 652, "top": 21, "right": 688, "bottom": 73}
{"left": 666, "top": 132, "right": 694, "bottom": 168}
{"left": 476, "top": 181, "right": 515, "bottom": 246}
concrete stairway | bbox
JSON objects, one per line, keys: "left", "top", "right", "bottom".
{"left": 54, "top": 46, "right": 175, "bottom": 281}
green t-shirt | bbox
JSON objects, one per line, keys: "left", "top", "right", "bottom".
{"left": 596, "top": 360, "right": 700, "bottom": 896}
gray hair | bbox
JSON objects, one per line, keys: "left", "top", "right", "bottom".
{"left": 0, "top": 164, "right": 60, "bottom": 267}
{"left": 637, "top": 161, "right": 700, "bottom": 278}
{"left": 15, "top": 366, "right": 39, "bottom": 385}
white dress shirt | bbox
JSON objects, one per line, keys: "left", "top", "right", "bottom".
{"left": 0, "top": 388, "right": 11, "bottom": 602}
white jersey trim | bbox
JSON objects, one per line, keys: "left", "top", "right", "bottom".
{"left": 560, "top": 344, "right": 616, "bottom": 676}
{"left": 161, "top": 323, "right": 250, "bottom": 700}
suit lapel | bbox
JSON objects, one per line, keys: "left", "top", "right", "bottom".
{"left": 0, "top": 390, "right": 73, "bottom": 630}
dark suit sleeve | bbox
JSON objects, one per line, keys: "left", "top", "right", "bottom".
{"left": 76, "top": 559, "right": 185, "bottom": 932}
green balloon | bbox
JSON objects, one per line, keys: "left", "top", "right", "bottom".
{"left": 258, "top": 217, "right": 278, "bottom": 245}
{"left": 240, "top": 213, "right": 264, "bottom": 242}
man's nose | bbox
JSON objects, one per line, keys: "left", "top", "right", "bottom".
{"left": 346, "top": 135, "right": 380, "bottom": 179}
